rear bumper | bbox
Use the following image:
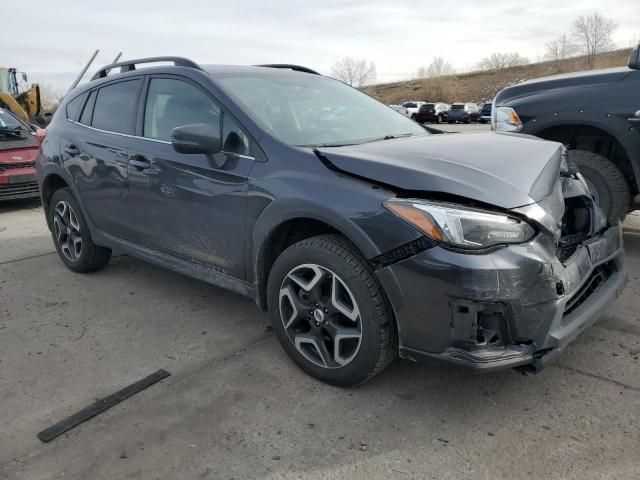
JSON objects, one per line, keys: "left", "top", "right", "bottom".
{"left": 376, "top": 224, "right": 626, "bottom": 372}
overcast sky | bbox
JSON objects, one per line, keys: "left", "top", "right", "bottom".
{"left": 3, "top": 0, "right": 639, "bottom": 93}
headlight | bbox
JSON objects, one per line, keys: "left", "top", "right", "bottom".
{"left": 492, "top": 106, "right": 523, "bottom": 132}
{"left": 385, "top": 199, "right": 535, "bottom": 250}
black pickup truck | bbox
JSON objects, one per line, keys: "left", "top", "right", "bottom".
{"left": 493, "top": 44, "right": 640, "bottom": 223}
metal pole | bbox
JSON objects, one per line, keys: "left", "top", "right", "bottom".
{"left": 104, "top": 52, "right": 123, "bottom": 76}
{"left": 68, "top": 49, "right": 99, "bottom": 93}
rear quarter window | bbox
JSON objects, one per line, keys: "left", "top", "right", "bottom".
{"left": 65, "top": 93, "right": 86, "bottom": 121}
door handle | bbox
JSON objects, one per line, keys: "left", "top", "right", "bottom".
{"left": 628, "top": 110, "right": 640, "bottom": 123}
{"left": 129, "top": 155, "right": 151, "bottom": 170}
{"left": 64, "top": 144, "right": 79, "bottom": 156}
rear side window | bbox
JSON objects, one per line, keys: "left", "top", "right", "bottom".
{"left": 403, "top": 102, "right": 417, "bottom": 108}
{"left": 79, "top": 90, "right": 97, "bottom": 125}
{"left": 92, "top": 80, "right": 141, "bottom": 134}
{"left": 143, "top": 78, "right": 220, "bottom": 142}
{"left": 65, "top": 94, "right": 85, "bottom": 121}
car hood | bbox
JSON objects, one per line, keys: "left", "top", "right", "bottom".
{"left": 317, "top": 132, "right": 563, "bottom": 209}
{"left": 495, "top": 67, "right": 632, "bottom": 104}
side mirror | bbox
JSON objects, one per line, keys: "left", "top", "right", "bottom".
{"left": 171, "top": 123, "right": 221, "bottom": 155}
{"left": 629, "top": 44, "right": 640, "bottom": 70}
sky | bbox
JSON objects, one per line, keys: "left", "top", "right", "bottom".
{"left": 3, "top": 0, "right": 639, "bottom": 94}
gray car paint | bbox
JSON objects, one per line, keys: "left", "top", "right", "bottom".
{"left": 37, "top": 63, "right": 626, "bottom": 373}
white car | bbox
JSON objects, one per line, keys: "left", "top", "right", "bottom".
{"left": 389, "top": 104, "right": 409, "bottom": 116}
{"left": 401, "top": 101, "right": 426, "bottom": 120}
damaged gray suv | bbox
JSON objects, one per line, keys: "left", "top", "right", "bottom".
{"left": 37, "top": 57, "right": 627, "bottom": 386}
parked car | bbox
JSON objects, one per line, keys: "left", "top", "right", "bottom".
{"left": 37, "top": 57, "right": 626, "bottom": 386}
{"left": 401, "top": 101, "right": 426, "bottom": 120}
{"left": 415, "top": 102, "right": 449, "bottom": 124}
{"left": 0, "top": 107, "right": 45, "bottom": 201}
{"left": 493, "top": 44, "right": 640, "bottom": 224}
{"left": 389, "top": 104, "right": 409, "bottom": 116}
{"left": 447, "top": 102, "right": 480, "bottom": 123}
{"left": 479, "top": 103, "right": 492, "bottom": 123}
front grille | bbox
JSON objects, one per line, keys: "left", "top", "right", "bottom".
{"left": 0, "top": 161, "right": 36, "bottom": 172}
{"left": 0, "top": 182, "right": 40, "bottom": 200}
{"left": 563, "top": 262, "right": 613, "bottom": 317}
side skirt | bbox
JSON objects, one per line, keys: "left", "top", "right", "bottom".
{"left": 93, "top": 231, "right": 255, "bottom": 299}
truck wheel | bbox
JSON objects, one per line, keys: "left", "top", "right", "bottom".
{"left": 568, "top": 150, "right": 630, "bottom": 224}
{"left": 49, "top": 188, "right": 112, "bottom": 272}
{"left": 268, "top": 234, "right": 397, "bottom": 386}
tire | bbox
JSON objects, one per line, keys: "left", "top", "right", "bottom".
{"left": 49, "top": 188, "right": 112, "bottom": 273}
{"left": 267, "top": 234, "right": 397, "bottom": 386}
{"left": 436, "top": 115, "right": 442, "bottom": 124}
{"left": 568, "top": 150, "right": 630, "bottom": 224}
{"left": 411, "top": 114, "right": 417, "bottom": 121}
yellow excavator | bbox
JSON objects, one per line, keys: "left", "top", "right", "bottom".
{"left": 0, "top": 66, "right": 44, "bottom": 125}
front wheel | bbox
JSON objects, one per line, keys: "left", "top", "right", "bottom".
{"left": 568, "top": 150, "right": 630, "bottom": 224}
{"left": 268, "top": 235, "right": 397, "bottom": 386}
{"left": 49, "top": 188, "right": 112, "bottom": 272}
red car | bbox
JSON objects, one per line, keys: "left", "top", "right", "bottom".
{"left": 0, "top": 108, "right": 46, "bottom": 201}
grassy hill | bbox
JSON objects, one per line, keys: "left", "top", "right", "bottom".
{"left": 364, "top": 48, "right": 633, "bottom": 105}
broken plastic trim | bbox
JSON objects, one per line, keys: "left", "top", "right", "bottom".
{"left": 370, "top": 236, "right": 437, "bottom": 270}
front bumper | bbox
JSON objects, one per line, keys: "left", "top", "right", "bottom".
{"left": 0, "top": 170, "right": 39, "bottom": 201}
{"left": 375, "top": 224, "right": 626, "bottom": 372}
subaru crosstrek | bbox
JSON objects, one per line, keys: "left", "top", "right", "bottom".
{"left": 37, "top": 57, "right": 627, "bottom": 386}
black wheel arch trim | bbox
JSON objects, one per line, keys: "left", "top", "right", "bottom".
{"left": 519, "top": 116, "right": 640, "bottom": 190}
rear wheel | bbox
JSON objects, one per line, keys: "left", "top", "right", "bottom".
{"left": 436, "top": 115, "right": 442, "bottom": 124}
{"left": 411, "top": 114, "right": 417, "bottom": 121}
{"left": 268, "top": 235, "right": 396, "bottom": 386}
{"left": 568, "top": 150, "right": 630, "bottom": 224}
{"left": 49, "top": 188, "right": 112, "bottom": 272}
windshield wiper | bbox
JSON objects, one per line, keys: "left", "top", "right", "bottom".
{"left": 382, "top": 133, "right": 415, "bottom": 140}
{"left": 0, "top": 126, "right": 25, "bottom": 139}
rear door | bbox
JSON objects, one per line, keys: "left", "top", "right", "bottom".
{"left": 62, "top": 78, "right": 143, "bottom": 241}
{"left": 126, "top": 75, "right": 255, "bottom": 278}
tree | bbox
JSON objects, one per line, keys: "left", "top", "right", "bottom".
{"left": 545, "top": 34, "right": 577, "bottom": 63}
{"left": 330, "top": 57, "right": 377, "bottom": 87}
{"left": 571, "top": 13, "right": 617, "bottom": 68}
{"left": 39, "top": 83, "right": 65, "bottom": 111}
{"left": 426, "top": 57, "right": 454, "bottom": 77}
{"left": 477, "top": 52, "right": 529, "bottom": 70}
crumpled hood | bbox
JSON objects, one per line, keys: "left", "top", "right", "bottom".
{"left": 317, "top": 132, "right": 563, "bottom": 209}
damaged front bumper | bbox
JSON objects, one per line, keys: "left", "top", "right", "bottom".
{"left": 375, "top": 223, "right": 626, "bottom": 373}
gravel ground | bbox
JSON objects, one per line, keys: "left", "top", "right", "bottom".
{"left": 1, "top": 160, "right": 639, "bottom": 479}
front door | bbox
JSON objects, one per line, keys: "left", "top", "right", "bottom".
{"left": 127, "top": 76, "right": 255, "bottom": 278}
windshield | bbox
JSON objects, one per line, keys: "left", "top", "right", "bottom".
{"left": 0, "top": 109, "right": 22, "bottom": 129}
{"left": 451, "top": 104, "right": 464, "bottom": 110}
{"left": 0, "top": 70, "right": 11, "bottom": 94}
{"left": 216, "top": 72, "right": 427, "bottom": 147}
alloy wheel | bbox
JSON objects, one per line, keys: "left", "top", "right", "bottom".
{"left": 53, "top": 200, "right": 82, "bottom": 262}
{"left": 279, "top": 263, "right": 363, "bottom": 369}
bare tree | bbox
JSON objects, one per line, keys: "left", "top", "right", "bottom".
{"left": 426, "top": 57, "right": 454, "bottom": 77}
{"left": 545, "top": 34, "right": 576, "bottom": 63}
{"left": 331, "top": 57, "right": 377, "bottom": 87}
{"left": 477, "top": 52, "right": 529, "bottom": 70}
{"left": 571, "top": 13, "right": 617, "bottom": 68}
{"left": 39, "top": 83, "right": 65, "bottom": 111}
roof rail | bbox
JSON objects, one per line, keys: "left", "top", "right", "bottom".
{"left": 91, "top": 56, "right": 203, "bottom": 80}
{"left": 257, "top": 64, "right": 320, "bottom": 75}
